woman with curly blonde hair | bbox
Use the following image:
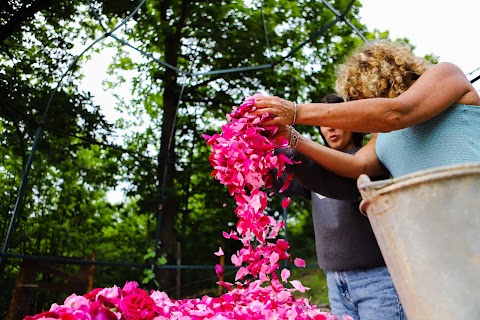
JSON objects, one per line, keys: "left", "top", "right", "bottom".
{"left": 253, "top": 39, "right": 480, "bottom": 179}
{"left": 335, "top": 40, "right": 429, "bottom": 100}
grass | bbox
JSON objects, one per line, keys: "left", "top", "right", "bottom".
{"left": 291, "top": 267, "right": 330, "bottom": 307}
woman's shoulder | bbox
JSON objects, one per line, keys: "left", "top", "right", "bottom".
{"left": 427, "top": 62, "right": 480, "bottom": 105}
{"left": 426, "top": 62, "right": 475, "bottom": 86}
{"left": 427, "top": 62, "right": 465, "bottom": 76}
{"left": 413, "top": 62, "right": 467, "bottom": 91}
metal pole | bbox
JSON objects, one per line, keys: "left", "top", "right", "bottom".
{"left": 176, "top": 242, "right": 181, "bottom": 298}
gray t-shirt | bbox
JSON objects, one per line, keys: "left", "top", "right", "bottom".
{"left": 273, "top": 147, "right": 386, "bottom": 271}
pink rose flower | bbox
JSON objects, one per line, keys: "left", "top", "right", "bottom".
{"left": 23, "top": 311, "right": 60, "bottom": 320}
{"left": 119, "top": 289, "right": 156, "bottom": 320}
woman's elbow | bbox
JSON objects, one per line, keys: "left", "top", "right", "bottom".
{"left": 381, "top": 110, "right": 405, "bottom": 132}
{"left": 344, "top": 163, "right": 369, "bottom": 179}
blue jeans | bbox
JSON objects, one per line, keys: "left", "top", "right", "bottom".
{"left": 325, "top": 267, "right": 406, "bottom": 320}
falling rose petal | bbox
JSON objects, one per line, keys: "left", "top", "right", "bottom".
{"left": 231, "top": 254, "right": 242, "bottom": 267}
{"left": 294, "top": 258, "right": 306, "bottom": 268}
{"left": 281, "top": 269, "right": 290, "bottom": 283}
{"left": 235, "top": 267, "right": 249, "bottom": 281}
{"left": 215, "top": 264, "right": 224, "bottom": 278}
{"left": 279, "top": 179, "right": 291, "bottom": 192}
{"left": 214, "top": 247, "right": 224, "bottom": 256}
{"left": 279, "top": 174, "right": 294, "bottom": 192}
{"left": 216, "top": 281, "right": 233, "bottom": 291}
{"left": 290, "top": 280, "right": 310, "bottom": 293}
{"left": 281, "top": 197, "right": 291, "bottom": 209}
{"left": 270, "top": 252, "right": 279, "bottom": 265}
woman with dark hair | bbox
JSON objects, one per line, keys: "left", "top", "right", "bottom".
{"left": 273, "top": 94, "right": 404, "bottom": 320}
{"left": 318, "top": 94, "right": 364, "bottom": 149}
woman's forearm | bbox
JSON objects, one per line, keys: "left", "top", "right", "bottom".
{"left": 296, "top": 99, "right": 403, "bottom": 133}
{"left": 293, "top": 134, "right": 387, "bottom": 179}
{"left": 254, "top": 63, "right": 476, "bottom": 132}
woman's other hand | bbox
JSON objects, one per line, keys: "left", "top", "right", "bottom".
{"left": 273, "top": 125, "right": 291, "bottom": 145}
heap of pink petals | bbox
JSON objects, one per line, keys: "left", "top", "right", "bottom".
{"left": 25, "top": 96, "right": 352, "bottom": 320}
{"left": 26, "top": 281, "right": 345, "bottom": 320}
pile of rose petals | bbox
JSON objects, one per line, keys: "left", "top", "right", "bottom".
{"left": 24, "top": 96, "right": 352, "bottom": 320}
{"left": 26, "top": 281, "right": 345, "bottom": 320}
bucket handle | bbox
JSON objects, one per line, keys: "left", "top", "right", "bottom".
{"left": 357, "top": 174, "right": 395, "bottom": 216}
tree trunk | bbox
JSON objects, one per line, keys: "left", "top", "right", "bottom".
{"left": 155, "top": 28, "right": 181, "bottom": 292}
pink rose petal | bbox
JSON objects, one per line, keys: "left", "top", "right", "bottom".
{"left": 215, "top": 264, "right": 224, "bottom": 278}
{"left": 281, "top": 197, "right": 291, "bottom": 209}
{"left": 294, "top": 258, "right": 306, "bottom": 268}
{"left": 290, "top": 280, "right": 310, "bottom": 293}
{"left": 214, "top": 247, "right": 224, "bottom": 256}
{"left": 281, "top": 269, "right": 290, "bottom": 283}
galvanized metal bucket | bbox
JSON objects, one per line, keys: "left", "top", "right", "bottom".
{"left": 357, "top": 162, "right": 480, "bottom": 320}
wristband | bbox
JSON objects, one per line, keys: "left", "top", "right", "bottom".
{"left": 290, "top": 102, "right": 297, "bottom": 126}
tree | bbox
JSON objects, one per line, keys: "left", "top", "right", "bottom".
{"left": 0, "top": 0, "right": 145, "bottom": 316}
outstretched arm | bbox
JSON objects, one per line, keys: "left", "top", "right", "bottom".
{"left": 270, "top": 125, "right": 388, "bottom": 179}
{"left": 289, "top": 127, "right": 388, "bottom": 179}
{"left": 275, "top": 148, "right": 362, "bottom": 201}
{"left": 254, "top": 63, "right": 479, "bottom": 132}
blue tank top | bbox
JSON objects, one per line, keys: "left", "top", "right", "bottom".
{"left": 376, "top": 104, "right": 480, "bottom": 177}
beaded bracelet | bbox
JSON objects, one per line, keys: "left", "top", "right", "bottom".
{"left": 289, "top": 127, "right": 300, "bottom": 149}
{"left": 290, "top": 102, "right": 297, "bottom": 126}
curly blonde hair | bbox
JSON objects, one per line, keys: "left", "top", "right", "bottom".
{"left": 335, "top": 40, "right": 431, "bottom": 100}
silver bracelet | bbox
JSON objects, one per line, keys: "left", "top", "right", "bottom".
{"left": 290, "top": 102, "right": 297, "bottom": 126}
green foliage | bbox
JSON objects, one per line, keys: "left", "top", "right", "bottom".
{"left": 291, "top": 267, "right": 330, "bottom": 306}
{"left": 142, "top": 248, "right": 167, "bottom": 288}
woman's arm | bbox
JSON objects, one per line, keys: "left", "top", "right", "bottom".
{"left": 293, "top": 132, "right": 388, "bottom": 179}
{"left": 275, "top": 148, "right": 364, "bottom": 201}
{"left": 254, "top": 63, "right": 479, "bottom": 132}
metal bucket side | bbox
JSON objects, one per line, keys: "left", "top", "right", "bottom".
{"left": 357, "top": 162, "right": 480, "bottom": 320}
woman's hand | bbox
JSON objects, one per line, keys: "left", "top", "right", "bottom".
{"left": 274, "top": 124, "right": 291, "bottom": 140}
{"left": 269, "top": 124, "right": 292, "bottom": 148}
{"left": 272, "top": 125, "right": 302, "bottom": 149}
{"left": 254, "top": 95, "right": 296, "bottom": 126}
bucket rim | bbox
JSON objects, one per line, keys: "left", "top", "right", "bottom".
{"left": 359, "top": 161, "right": 480, "bottom": 193}
{"left": 357, "top": 161, "right": 480, "bottom": 214}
